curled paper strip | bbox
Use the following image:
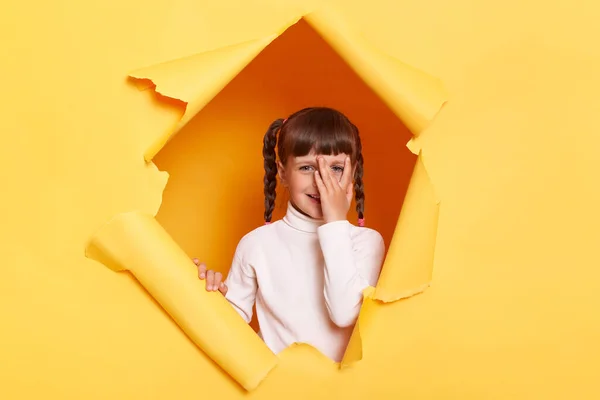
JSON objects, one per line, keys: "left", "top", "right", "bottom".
{"left": 305, "top": 3, "right": 447, "bottom": 136}
{"left": 374, "top": 153, "right": 439, "bottom": 302}
{"left": 85, "top": 212, "right": 278, "bottom": 391}
{"left": 341, "top": 153, "right": 439, "bottom": 365}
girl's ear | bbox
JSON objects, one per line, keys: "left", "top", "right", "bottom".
{"left": 277, "top": 161, "right": 287, "bottom": 186}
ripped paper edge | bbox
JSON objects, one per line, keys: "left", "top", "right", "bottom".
{"left": 102, "top": 4, "right": 449, "bottom": 390}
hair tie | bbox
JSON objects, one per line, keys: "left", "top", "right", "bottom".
{"left": 265, "top": 221, "right": 271, "bottom": 225}
{"left": 282, "top": 118, "right": 288, "bottom": 124}
{"left": 358, "top": 218, "right": 365, "bottom": 227}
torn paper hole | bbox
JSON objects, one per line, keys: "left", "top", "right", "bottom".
{"left": 85, "top": 2, "right": 446, "bottom": 391}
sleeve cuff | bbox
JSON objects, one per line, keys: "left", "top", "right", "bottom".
{"left": 317, "top": 219, "right": 352, "bottom": 235}
{"left": 317, "top": 220, "right": 354, "bottom": 261}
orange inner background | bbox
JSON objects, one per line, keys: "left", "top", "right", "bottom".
{"left": 154, "top": 20, "right": 416, "bottom": 313}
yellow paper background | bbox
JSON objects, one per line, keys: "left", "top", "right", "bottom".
{"left": 1, "top": 0, "right": 599, "bottom": 399}
{"left": 86, "top": 8, "right": 444, "bottom": 386}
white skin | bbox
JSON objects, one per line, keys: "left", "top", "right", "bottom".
{"left": 194, "top": 151, "right": 355, "bottom": 294}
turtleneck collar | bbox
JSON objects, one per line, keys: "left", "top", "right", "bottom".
{"left": 282, "top": 201, "right": 324, "bottom": 233}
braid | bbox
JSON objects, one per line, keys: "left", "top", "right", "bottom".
{"left": 263, "top": 119, "right": 284, "bottom": 223}
{"left": 354, "top": 137, "right": 365, "bottom": 226}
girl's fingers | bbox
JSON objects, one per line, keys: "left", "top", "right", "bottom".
{"left": 213, "top": 272, "right": 223, "bottom": 291}
{"left": 346, "top": 180, "right": 354, "bottom": 203}
{"left": 340, "top": 157, "right": 352, "bottom": 189}
{"left": 195, "top": 261, "right": 226, "bottom": 293}
{"left": 198, "top": 266, "right": 227, "bottom": 292}
{"left": 317, "top": 157, "right": 332, "bottom": 190}
{"left": 197, "top": 262, "right": 207, "bottom": 279}
{"left": 314, "top": 168, "right": 326, "bottom": 193}
{"left": 219, "top": 282, "right": 228, "bottom": 295}
{"left": 206, "top": 270, "right": 215, "bottom": 291}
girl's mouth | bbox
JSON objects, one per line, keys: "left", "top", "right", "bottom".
{"left": 307, "top": 194, "right": 321, "bottom": 203}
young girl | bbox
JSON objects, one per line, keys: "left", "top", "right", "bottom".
{"left": 193, "top": 107, "right": 385, "bottom": 362}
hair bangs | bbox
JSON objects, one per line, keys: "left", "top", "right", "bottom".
{"left": 282, "top": 108, "right": 357, "bottom": 162}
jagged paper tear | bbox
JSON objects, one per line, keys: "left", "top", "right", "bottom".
{"left": 130, "top": 34, "right": 281, "bottom": 161}
{"left": 340, "top": 153, "right": 440, "bottom": 366}
{"left": 86, "top": 2, "right": 446, "bottom": 391}
{"left": 304, "top": 3, "right": 447, "bottom": 136}
{"left": 373, "top": 153, "right": 439, "bottom": 302}
{"left": 85, "top": 212, "right": 278, "bottom": 391}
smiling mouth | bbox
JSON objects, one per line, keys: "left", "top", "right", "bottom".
{"left": 307, "top": 194, "right": 321, "bottom": 203}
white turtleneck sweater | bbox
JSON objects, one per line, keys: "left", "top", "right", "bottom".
{"left": 223, "top": 202, "right": 385, "bottom": 362}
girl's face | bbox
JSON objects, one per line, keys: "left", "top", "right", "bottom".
{"left": 278, "top": 151, "right": 350, "bottom": 220}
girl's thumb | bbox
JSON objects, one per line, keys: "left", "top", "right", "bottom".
{"left": 219, "top": 282, "right": 228, "bottom": 295}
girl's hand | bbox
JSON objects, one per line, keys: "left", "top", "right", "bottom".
{"left": 314, "top": 156, "right": 353, "bottom": 224}
{"left": 193, "top": 258, "right": 228, "bottom": 295}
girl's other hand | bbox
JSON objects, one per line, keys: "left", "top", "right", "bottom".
{"left": 192, "top": 258, "right": 228, "bottom": 295}
{"left": 314, "top": 156, "right": 353, "bottom": 223}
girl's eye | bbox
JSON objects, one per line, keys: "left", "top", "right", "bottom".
{"left": 299, "top": 165, "right": 343, "bottom": 173}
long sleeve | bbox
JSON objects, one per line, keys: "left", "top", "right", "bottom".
{"left": 223, "top": 239, "right": 258, "bottom": 324}
{"left": 317, "top": 220, "right": 385, "bottom": 328}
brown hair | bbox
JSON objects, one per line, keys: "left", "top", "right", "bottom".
{"left": 262, "top": 107, "right": 365, "bottom": 224}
